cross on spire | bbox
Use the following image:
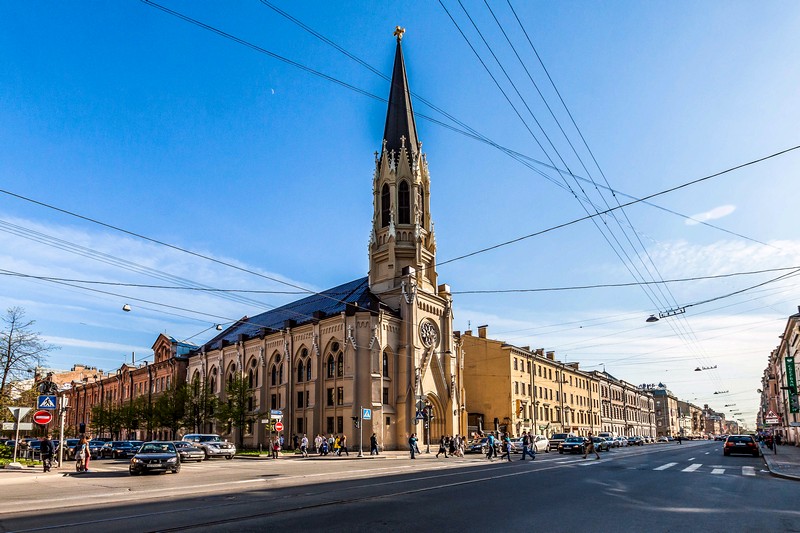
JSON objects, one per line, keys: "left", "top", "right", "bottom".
{"left": 394, "top": 26, "right": 405, "bottom": 42}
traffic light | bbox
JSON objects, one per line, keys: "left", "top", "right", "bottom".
{"left": 79, "top": 422, "right": 86, "bottom": 434}
{"left": 352, "top": 416, "right": 360, "bottom": 429}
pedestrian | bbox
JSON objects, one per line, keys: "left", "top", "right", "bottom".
{"left": 486, "top": 432, "right": 496, "bottom": 461}
{"left": 315, "top": 434, "right": 323, "bottom": 455}
{"left": 449, "top": 435, "right": 457, "bottom": 457}
{"left": 409, "top": 433, "right": 418, "bottom": 459}
{"left": 499, "top": 434, "right": 512, "bottom": 462}
{"left": 340, "top": 434, "right": 349, "bottom": 456}
{"left": 583, "top": 432, "right": 600, "bottom": 460}
{"left": 279, "top": 434, "right": 285, "bottom": 449}
{"left": 370, "top": 433, "right": 379, "bottom": 455}
{"left": 328, "top": 434, "right": 335, "bottom": 454}
{"left": 272, "top": 436, "right": 281, "bottom": 459}
{"left": 300, "top": 434, "right": 309, "bottom": 457}
{"left": 333, "top": 435, "right": 341, "bottom": 456}
{"left": 520, "top": 431, "right": 536, "bottom": 460}
{"left": 436, "top": 435, "right": 448, "bottom": 458}
{"left": 76, "top": 435, "right": 90, "bottom": 472}
{"left": 40, "top": 434, "right": 54, "bottom": 472}
{"left": 321, "top": 437, "right": 329, "bottom": 456}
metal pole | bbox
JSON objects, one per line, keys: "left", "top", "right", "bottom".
{"left": 357, "top": 405, "right": 364, "bottom": 458}
{"left": 58, "top": 396, "right": 68, "bottom": 468}
{"left": 12, "top": 411, "right": 21, "bottom": 463}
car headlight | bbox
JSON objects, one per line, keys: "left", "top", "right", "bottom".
{"left": 167, "top": 457, "right": 177, "bottom": 463}
{"left": 131, "top": 458, "right": 142, "bottom": 464}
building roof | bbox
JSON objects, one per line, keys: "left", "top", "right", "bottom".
{"left": 198, "top": 277, "right": 388, "bottom": 352}
{"left": 382, "top": 37, "right": 419, "bottom": 163}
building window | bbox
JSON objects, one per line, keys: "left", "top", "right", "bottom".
{"left": 337, "top": 354, "right": 344, "bottom": 377}
{"left": 381, "top": 183, "right": 390, "bottom": 227}
{"left": 327, "top": 356, "right": 335, "bottom": 379}
{"left": 398, "top": 180, "right": 410, "bottom": 224}
{"left": 337, "top": 416, "right": 344, "bottom": 433}
{"left": 296, "top": 418, "right": 303, "bottom": 434}
{"left": 297, "top": 361, "right": 304, "bottom": 383}
{"left": 326, "top": 417, "right": 334, "bottom": 434}
{"left": 297, "top": 391, "right": 304, "bottom": 408}
{"left": 337, "top": 386, "right": 344, "bottom": 405}
{"left": 383, "top": 351, "right": 389, "bottom": 378}
{"left": 271, "top": 394, "right": 277, "bottom": 409}
{"left": 383, "top": 386, "right": 390, "bottom": 404}
{"left": 514, "top": 382, "right": 519, "bottom": 394}
{"left": 514, "top": 358, "right": 518, "bottom": 370}
{"left": 327, "top": 388, "right": 334, "bottom": 407}
{"left": 271, "top": 366, "right": 277, "bottom": 386}
{"left": 279, "top": 365, "right": 284, "bottom": 384}
{"left": 386, "top": 416, "right": 391, "bottom": 426}
{"left": 306, "top": 360, "right": 312, "bottom": 381}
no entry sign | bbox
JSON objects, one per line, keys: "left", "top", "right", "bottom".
{"left": 33, "top": 410, "right": 53, "bottom": 425}
{"left": 274, "top": 421, "right": 284, "bottom": 432}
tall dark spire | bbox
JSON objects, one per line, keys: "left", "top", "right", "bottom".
{"left": 382, "top": 27, "right": 419, "bottom": 161}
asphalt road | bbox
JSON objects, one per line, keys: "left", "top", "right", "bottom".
{"left": 1, "top": 441, "right": 796, "bottom": 533}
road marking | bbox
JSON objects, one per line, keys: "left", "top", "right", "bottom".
{"left": 711, "top": 468, "right": 725, "bottom": 475}
{"left": 704, "top": 452, "right": 710, "bottom": 455}
{"left": 682, "top": 464, "right": 702, "bottom": 472}
{"left": 742, "top": 466, "right": 756, "bottom": 476}
{"left": 688, "top": 457, "right": 695, "bottom": 461}
{"left": 578, "top": 460, "right": 603, "bottom": 466}
{"left": 654, "top": 462, "right": 677, "bottom": 471}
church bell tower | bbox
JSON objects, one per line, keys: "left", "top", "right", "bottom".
{"left": 369, "top": 27, "right": 437, "bottom": 304}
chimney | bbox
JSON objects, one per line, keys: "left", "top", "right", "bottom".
{"left": 546, "top": 351, "right": 555, "bottom": 361}
{"left": 478, "top": 325, "right": 488, "bottom": 338}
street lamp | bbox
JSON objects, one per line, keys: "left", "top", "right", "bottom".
{"left": 122, "top": 304, "right": 131, "bottom": 312}
{"left": 646, "top": 315, "right": 659, "bottom": 323}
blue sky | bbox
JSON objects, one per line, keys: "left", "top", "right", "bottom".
{"left": 2, "top": 1, "right": 800, "bottom": 427}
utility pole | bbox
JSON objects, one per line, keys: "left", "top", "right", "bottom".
{"left": 58, "top": 396, "right": 68, "bottom": 467}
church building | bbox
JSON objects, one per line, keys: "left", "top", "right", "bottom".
{"left": 186, "top": 29, "right": 465, "bottom": 450}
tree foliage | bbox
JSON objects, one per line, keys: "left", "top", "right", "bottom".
{"left": 215, "top": 373, "right": 256, "bottom": 450}
{"left": 183, "top": 374, "right": 218, "bottom": 434}
{"left": 153, "top": 382, "right": 188, "bottom": 439}
{"left": 0, "top": 307, "right": 57, "bottom": 411}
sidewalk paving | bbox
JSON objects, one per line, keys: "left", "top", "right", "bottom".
{"left": 761, "top": 442, "right": 800, "bottom": 481}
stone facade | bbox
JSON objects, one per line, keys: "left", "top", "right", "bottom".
{"left": 593, "top": 371, "right": 655, "bottom": 437}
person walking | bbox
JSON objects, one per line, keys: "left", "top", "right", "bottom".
{"left": 409, "top": 433, "right": 418, "bottom": 459}
{"left": 499, "top": 434, "right": 512, "bottom": 462}
{"left": 300, "top": 434, "right": 309, "bottom": 457}
{"left": 272, "top": 436, "right": 281, "bottom": 459}
{"left": 76, "top": 435, "right": 90, "bottom": 472}
{"left": 370, "top": 433, "right": 379, "bottom": 455}
{"left": 340, "top": 434, "right": 349, "bottom": 456}
{"left": 315, "top": 434, "right": 323, "bottom": 455}
{"left": 333, "top": 435, "right": 341, "bottom": 456}
{"left": 520, "top": 431, "right": 536, "bottom": 460}
{"left": 436, "top": 435, "right": 449, "bottom": 458}
{"left": 486, "top": 432, "right": 496, "bottom": 461}
{"left": 40, "top": 434, "right": 54, "bottom": 472}
{"left": 583, "top": 432, "right": 600, "bottom": 460}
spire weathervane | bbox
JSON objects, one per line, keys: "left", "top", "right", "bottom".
{"left": 394, "top": 26, "right": 405, "bottom": 42}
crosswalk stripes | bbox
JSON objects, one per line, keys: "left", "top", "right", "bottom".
{"left": 681, "top": 463, "right": 702, "bottom": 472}
{"left": 742, "top": 466, "right": 756, "bottom": 476}
{"left": 654, "top": 462, "right": 677, "bottom": 471}
{"left": 711, "top": 468, "right": 725, "bottom": 475}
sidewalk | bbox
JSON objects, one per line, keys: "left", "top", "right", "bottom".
{"left": 761, "top": 442, "right": 800, "bottom": 481}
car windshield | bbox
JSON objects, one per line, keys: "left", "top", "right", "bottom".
{"left": 565, "top": 437, "right": 584, "bottom": 443}
{"left": 198, "top": 436, "right": 222, "bottom": 443}
{"left": 551, "top": 434, "right": 569, "bottom": 440}
{"left": 728, "top": 436, "right": 753, "bottom": 443}
{"left": 140, "top": 443, "right": 175, "bottom": 454}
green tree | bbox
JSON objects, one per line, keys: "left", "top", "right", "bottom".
{"left": 215, "top": 374, "right": 256, "bottom": 450}
{"left": 154, "top": 382, "right": 188, "bottom": 439}
{"left": 183, "top": 375, "right": 218, "bottom": 434}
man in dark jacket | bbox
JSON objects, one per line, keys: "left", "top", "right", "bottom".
{"left": 40, "top": 434, "right": 54, "bottom": 472}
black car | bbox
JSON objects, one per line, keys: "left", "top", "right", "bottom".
{"left": 100, "top": 441, "right": 140, "bottom": 459}
{"left": 129, "top": 441, "right": 180, "bottom": 475}
{"left": 558, "top": 437, "right": 587, "bottom": 454}
{"left": 724, "top": 435, "right": 760, "bottom": 457}
{"left": 173, "top": 441, "right": 205, "bottom": 462}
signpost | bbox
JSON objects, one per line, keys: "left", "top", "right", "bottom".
{"left": 7, "top": 407, "right": 31, "bottom": 469}
{"left": 765, "top": 410, "right": 780, "bottom": 425}
{"left": 37, "top": 395, "right": 57, "bottom": 410}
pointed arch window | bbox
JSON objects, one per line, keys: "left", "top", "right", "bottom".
{"left": 297, "top": 360, "right": 304, "bottom": 383}
{"left": 327, "top": 356, "right": 335, "bottom": 379}
{"left": 398, "top": 181, "right": 410, "bottom": 224}
{"left": 337, "top": 353, "right": 344, "bottom": 377}
{"left": 209, "top": 367, "right": 218, "bottom": 394}
{"left": 381, "top": 183, "right": 390, "bottom": 227}
{"left": 271, "top": 365, "right": 277, "bottom": 386}
{"left": 279, "top": 365, "right": 284, "bottom": 385}
{"left": 383, "top": 351, "right": 389, "bottom": 378}
{"left": 306, "top": 360, "right": 312, "bottom": 381}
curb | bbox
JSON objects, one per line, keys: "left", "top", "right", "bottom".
{"left": 762, "top": 455, "right": 800, "bottom": 482}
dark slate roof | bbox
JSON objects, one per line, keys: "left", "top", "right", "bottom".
{"left": 198, "top": 277, "right": 389, "bottom": 352}
{"left": 382, "top": 39, "right": 419, "bottom": 162}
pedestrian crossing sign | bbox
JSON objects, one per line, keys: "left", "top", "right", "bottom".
{"left": 362, "top": 408, "right": 372, "bottom": 420}
{"left": 37, "top": 395, "right": 57, "bottom": 410}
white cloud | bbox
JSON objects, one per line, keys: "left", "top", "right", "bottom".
{"left": 685, "top": 204, "right": 736, "bottom": 225}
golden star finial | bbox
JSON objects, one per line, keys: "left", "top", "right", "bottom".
{"left": 394, "top": 26, "right": 405, "bottom": 42}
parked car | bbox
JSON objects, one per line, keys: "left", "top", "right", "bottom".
{"left": 532, "top": 435, "right": 550, "bottom": 453}
{"left": 173, "top": 441, "right": 205, "bottom": 462}
{"left": 723, "top": 434, "right": 760, "bottom": 457}
{"left": 592, "top": 436, "right": 611, "bottom": 452}
{"left": 558, "top": 437, "right": 587, "bottom": 454}
{"left": 657, "top": 436, "right": 669, "bottom": 443}
{"left": 100, "top": 441, "right": 140, "bottom": 459}
{"left": 549, "top": 433, "right": 576, "bottom": 451}
{"left": 63, "top": 438, "right": 80, "bottom": 458}
{"left": 129, "top": 441, "right": 180, "bottom": 475}
{"left": 614, "top": 437, "right": 627, "bottom": 447}
{"left": 88, "top": 440, "right": 107, "bottom": 459}
{"left": 627, "top": 436, "right": 644, "bottom": 446}
{"left": 182, "top": 434, "right": 236, "bottom": 460}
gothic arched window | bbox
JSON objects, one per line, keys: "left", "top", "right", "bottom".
{"left": 398, "top": 180, "right": 410, "bottom": 224}
{"left": 271, "top": 365, "right": 277, "bottom": 386}
{"left": 297, "top": 361, "right": 304, "bottom": 383}
{"left": 327, "top": 356, "right": 335, "bottom": 379}
{"left": 381, "top": 183, "right": 390, "bottom": 227}
{"left": 383, "top": 351, "right": 389, "bottom": 378}
{"left": 279, "top": 365, "right": 284, "bottom": 384}
{"left": 337, "top": 353, "right": 344, "bottom": 377}
{"left": 306, "top": 359, "right": 312, "bottom": 381}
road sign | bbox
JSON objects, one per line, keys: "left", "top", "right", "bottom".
{"left": 37, "top": 395, "right": 57, "bottom": 410}
{"left": 274, "top": 421, "right": 284, "bottom": 432}
{"left": 3, "top": 422, "right": 33, "bottom": 430}
{"left": 2, "top": 422, "right": 14, "bottom": 430}
{"left": 8, "top": 407, "right": 31, "bottom": 420}
{"left": 415, "top": 410, "right": 425, "bottom": 421}
{"left": 362, "top": 408, "right": 372, "bottom": 420}
{"left": 416, "top": 400, "right": 425, "bottom": 411}
{"left": 33, "top": 410, "right": 53, "bottom": 425}
{"left": 765, "top": 410, "right": 780, "bottom": 424}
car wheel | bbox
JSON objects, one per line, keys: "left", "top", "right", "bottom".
{"left": 545, "top": 448, "right": 549, "bottom": 453}
{"left": 225, "top": 454, "right": 234, "bottom": 460}
{"left": 559, "top": 450, "right": 563, "bottom": 454}
{"left": 129, "top": 469, "right": 140, "bottom": 476}
{"left": 723, "top": 450, "right": 730, "bottom": 456}
{"left": 173, "top": 464, "right": 181, "bottom": 474}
